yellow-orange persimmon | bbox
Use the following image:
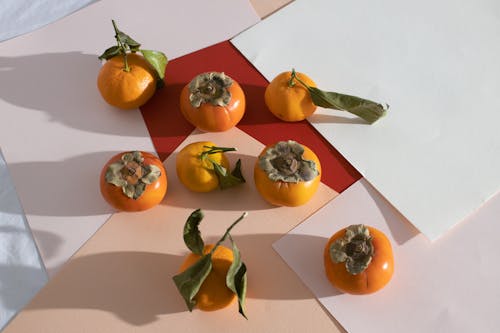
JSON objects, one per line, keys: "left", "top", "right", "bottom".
{"left": 324, "top": 225, "right": 394, "bottom": 295}
{"left": 178, "top": 244, "right": 236, "bottom": 311}
{"left": 264, "top": 71, "right": 317, "bottom": 122}
{"left": 97, "top": 53, "right": 156, "bottom": 110}
{"left": 100, "top": 151, "right": 167, "bottom": 212}
{"left": 180, "top": 72, "right": 245, "bottom": 132}
{"left": 254, "top": 140, "right": 321, "bottom": 207}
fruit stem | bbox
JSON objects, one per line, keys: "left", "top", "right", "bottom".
{"left": 112, "top": 19, "right": 130, "bottom": 72}
{"left": 290, "top": 68, "right": 311, "bottom": 90}
{"left": 211, "top": 212, "right": 248, "bottom": 254}
{"left": 200, "top": 146, "right": 237, "bottom": 160}
{"left": 288, "top": 68, "right": 297, "bottom": 87}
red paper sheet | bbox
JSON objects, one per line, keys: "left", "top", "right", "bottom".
{"left": 141, "top": 41, "right": 360, "bottom": 192}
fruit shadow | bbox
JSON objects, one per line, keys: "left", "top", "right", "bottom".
{"left": 162, "top": 152, "right": 275, "bottom": 212}
{"left": 1, "top": 151, "right": 119, "bottom": 216}
{"left": 0, "top": 52, "right": 150, "bottom": 136}
{"left": 27, "top": 233, "right": 341, "bottom": 326}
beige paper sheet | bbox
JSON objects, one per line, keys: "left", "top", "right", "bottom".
{"left": 4, "top": 128, "right": 343, "bottom": 332}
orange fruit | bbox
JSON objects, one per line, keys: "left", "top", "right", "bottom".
{"left": 97, "top": 53, "right": 156, "bottom": 110}
{"left": 265, "top": 71, "right": 317, "bottom": 122}
{"left": 324, "top": 226, "right": 394, "bottom": 295}
{"left": 178, "top": 244, "right": 236, "bottom": 311}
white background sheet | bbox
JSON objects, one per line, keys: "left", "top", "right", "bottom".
{"left": 232, "top": 0, "right": 500, "bottom": 240}
{"left": 0, "top": 0, "right": 260, "bottom": 276}
{"left": 274, "top": 178, "right": 500, "bottom": 333}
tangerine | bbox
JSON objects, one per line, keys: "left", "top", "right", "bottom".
{"left": 178, "top": 244, "right": 236, "bottom": 311}
{"left": 97, "top": 53, "right": 156, "bottom": 110}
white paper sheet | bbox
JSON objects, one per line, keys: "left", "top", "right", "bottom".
{"left": 0, "top": 150, "right": 48, "bottom": 330}
{"left": 231, "top": 0, "right": 500, "bottom": 240}
{"left": 0, "top": 0, "right": 260, "bottom": 276}
{"left": 273, "top": 179, "right": 500, "bottom": 333}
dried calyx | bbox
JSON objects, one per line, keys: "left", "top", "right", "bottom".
{"left": 258, "top": 140, "right": 319, "bottom": 183}
{"left": 329, "top": 224, "right": 374, "bottom": 275}
{"left": 105, "top": 151, "right": 161, "bottom": 199}
{"left": 188, "top": 72, "right": 233, "bottom": 107}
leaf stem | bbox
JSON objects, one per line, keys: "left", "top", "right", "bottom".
{"left": 288, "top": 68, "right": 297, "bottom": 87}
{"left": 200, "top": 146, "right": 237, "bottom": 160}
{"left": 112, "top": 19, "right": 130, "bottom": 72}
{"left": 211, "top": 212, "right": 248, "bottom": 253}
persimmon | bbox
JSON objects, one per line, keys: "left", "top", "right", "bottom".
{"left": 254, "top": 140, "right": 321, "bottom": 206}
{"left": 176, "top": 141, "right": 245, "bottom": 192}
{"left": 178, "top": 244, "right": 236, "bottom": 311}
{"left": 100, "top": 151, "right": 167, "bottom": 212}
{"left": 97, "top": 20, "right": 167, "bottom": 110}
{"left": 324, "top": 224, "right": 394, "bottom": 295}
{"left": 179, "top": 72, "right": 246, "bottom": 132}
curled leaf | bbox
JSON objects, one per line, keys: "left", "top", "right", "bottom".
{"left": 98, "top": 45, "right": 122, "bottom": 60}
{"left": 183, "top": 209, "right": 205, "bottom": 255}
{"left": 226, "top": 234, "right": 248, "bottom": 319}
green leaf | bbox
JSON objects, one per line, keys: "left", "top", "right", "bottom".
{"left": 140, "top": 49, "right": 168, "bottom": 80}
{"left": 172, "top": 254, "right": 212, "bottom": 311}
{"left": 226, "top": 235, "right": 248, "bottom": 319}
{"left": 183, "top": 209, "right": 205, "bottom": 255}
{"left": 307, "top": 86, "right": 388, "bottom": 124}
{"left": 231, "top": 159, "right": 246, "bottom": 183}
{"left": 98, "top": 45, "right": 122, "bottom": 60}
{"left": 210, "top": 159, "right": 245, "bottom": 190}
{"left": 116, "top": 31, "right": 141, "bottom": 51}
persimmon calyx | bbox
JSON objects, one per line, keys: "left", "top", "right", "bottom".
{"left": 105, "top": 151, "right": 162, "bottom": 199}
{"left": 188, "top": 72, "right": 233, "bottom": 107}
{"left": 329, "top": 224, "right": 374, "bottom": 275}
{"left": 199, "top": 146, "right": 246, "bottom": 189}
{"left": 258, "top": 140, "right": 319, "bottom": 183}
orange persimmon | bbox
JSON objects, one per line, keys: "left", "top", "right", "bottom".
{"left": 324, "top": 224, "right": 394, "bottom": 295}
{"left": 100, "top": 151, "right": 167, "bottom": 212}
{"left": 254, "top": 140, "right": 321, "bottom": 206}
{"left": 179, "top": 72, "right": 245, "bottom": 132}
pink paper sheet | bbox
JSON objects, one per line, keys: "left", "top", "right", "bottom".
{"left": 274, "top": 178, "right": 500, "bottom": 333}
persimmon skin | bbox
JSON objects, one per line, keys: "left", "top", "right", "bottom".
{"left": 254, "top": 143, "right": 321, "bottom": 207}
{"left": 324, "top": 226, "right": 394, "bottom": 295}
{"left": 99, "top": 151, "right": 167, "bottom": 212}
{"left": 265, "top": 71, "right": 317, "bottom": 122}
{"left": 179, "top": 80, "right": 246, "bottom": 132}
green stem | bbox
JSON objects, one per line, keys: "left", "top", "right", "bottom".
{"left": 291, "top": 68, "right": 311, "bottom": 90}
{"left": 288, "top": 68, "right": 297, "bottom": 87}
{"left": 112, "top": 19, "right": 130, "bottom": 72}
{"left": 210, "top": 212, "right": 248, "bottom": 254}
{"left": 200, "top": 146, "right": 237, "bottom": 160}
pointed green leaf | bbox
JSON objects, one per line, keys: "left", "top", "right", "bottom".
{"left": 98, "top": 45, "right": 122, "bottom": 60}
{"left": 210, "top": 159, "right": 245, "bottom": 190}
{"left": 183, "top": 209, "right": 205, "bottom": 255}
{"left": 172, "top": 254, "right": 212, "bottom": 311}
{"left": 230, "top": 159, "right": 246, "bottom": 184}
{"left": 140, "top": 49, "right": 168, "bottom": 80}
{"left": 308, "top": 87, "right": 387, "bottom": 124}
{"left": 226, "top": 234, "right": 248, "bottom": 319}
{"left": 116, "top": 31, "right": 141, "bottom": 50}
